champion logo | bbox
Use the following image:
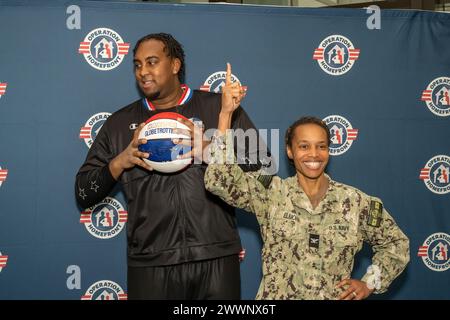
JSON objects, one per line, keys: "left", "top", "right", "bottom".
{"left": 80, "top": 197, "right": 127, "bottom": 239}
{"left": 0, "top": 252, "right": 8, "bottom": 272}
{"left": 200, "top": 71, "right": 247, "bottom": 93}
{"left": 81, "top": 280, "right": 127, "bottom": 300}
{"left": 78, "top": 28, "right": 130, "bottom": 71}
{"left": 418, "top": 233, "right": 450, "bottom": 272}
{"left": 79, "top": 112, "right": 111, "bottom": 148}
{"left": 0, "top": 167, "right": 8, "bottom": 187}
{"left": 0, "top": 82, "right": 7, "bottom": 98}
{"left": 143, "top": 84, "right": 193, "bottom": 111}
{"left": 421, "top": 77, "right": 450, "bottom": 117}
{"left": 313, "top": 35, "right": 360, "bottom": 76}
{"left": 419, "top": 155, "right": 450, "bottom": 194}
{"left": 323, "top": 115, "right": 359, "bottom": 156}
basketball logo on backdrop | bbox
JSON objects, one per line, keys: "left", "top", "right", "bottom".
{"left": 0, "top": 251, "right": 8, "bottom": 272}
{"left": 0, "top": 166, "right": 8, "bottom": 188}
{"left": 0, "top": 82, "right": 7, "bottom": 100}
{"left": 419, "top": 155, "right": 450, "bottom": 194}
{"left": 421, "top": 77, "right": 450, "bottom": 117}
{"left": 417, "top": 233, "right": 450, "bottom": 272}
{"left": 323, "top": 115, "right": 358, "bottom": 156}
{"left": 79, "top": 112, "right": 111, "bottom": 148}
{"left": 79, "top": 197, "right": 127, "bottom": 239}
{"left": 313, "top": 35, "right": 360, "bottom": 76}
{"left": 81, "top": 280, "right": 127, "bottom": 300}
{"left": 200, "top": 71, "right": 246, "bottom": 93}
{"left": 78, "top": 28, "right": 129, "bottom": 71}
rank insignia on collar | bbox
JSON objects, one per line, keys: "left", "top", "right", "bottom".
{"left": 309, "top": 233, "right": 320, "bottom": 249}
{"left": 367, "top": 200, "right": 383, "bottom": 227}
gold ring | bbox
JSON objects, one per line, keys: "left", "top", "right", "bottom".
{"left": 352, "top": 291, "right": 357, "bottom": 297}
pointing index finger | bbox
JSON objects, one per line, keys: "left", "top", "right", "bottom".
{"left": 226, "top": 62, "right": 232, "bottom": 85}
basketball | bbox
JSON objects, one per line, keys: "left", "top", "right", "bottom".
{"left": 138, "top": 112, "right": 192, "bottom": 173}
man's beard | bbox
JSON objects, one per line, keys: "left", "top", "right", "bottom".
{"left": 146, "top": 91, "right": 160, "bottom": 101}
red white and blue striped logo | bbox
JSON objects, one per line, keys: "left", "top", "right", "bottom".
{"left": 200, "top": 71, "right": 247, "bottom": 93}
{"left": 0, "top": 82, "right": 7, "bottom": 99}
{"left": 313, "top": 35, "right": 360, "bottom": 76}
{"left": 81, "top": 280, "right": 127, "bottom": 300}
{"left": 418, "top": 233, "right": 450, "bottom": 272}
{"left": 0, "top": 251, "right": 8, "bottom": 272}
{"left": 79, "top": 112, "right": 111, "bottom": 148}
{"left": 421, "top": 77, "right": 450, "bottom": 117}
{"left": 239, "top": 248, "right": 246, "bottom": 262}
{"left": 78, "top": 28, "right": 130, "bottom": 71}
{"left": 323, "top": 115, "right": 358, "bottom": 156}
{"left": 80, "top": 197, "right": 127, "bottom": 239}
{"left": 0, "top": 166, "right": 8, "bottom": 188}
{"left": 143, "top": 84, "right": 193, "bottom": 111}
{"left": 419, "top": 155, "right": 450, "bottom": 194}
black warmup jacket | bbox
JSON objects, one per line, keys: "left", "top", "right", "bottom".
{"left": 75, "top": 90, "right": 268, "bottom": 267}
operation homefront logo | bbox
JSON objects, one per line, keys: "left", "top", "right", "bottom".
{"left": 0, "top": 82, "right": 7, "bottom": 99}
{"left": 323, "top": 115, "right": 358, "bottom": 156}
{"left": 81, "top": 280, "right": 127, "bottom": 300}
{"left": 0, "top": 166, "right": 8, "bottom": 188}
{"left": 79, "top": 197, "right": 127, "bottom": 239}
{"left": 78, "top": 28, "right": 130, "bottom": 71}
{"left": 200, "top": 71, "right": 247, "bottom": 93}
{"left": 421, "top": 77, "right": 450, "bottom": 117}
{"left": 313, "top": 35, "right": 360, "bottom": 76}
{"left": 79, "top": 112, "right": 111, "bottom": 148}
{"left": 0, "top": 251, "right": 8, "bottom": 272}
{"left": 417, "top": 232, "right": 450, "bottom": 272}
{"left": 419, "top": 155, "right": 450, "bottom": 194}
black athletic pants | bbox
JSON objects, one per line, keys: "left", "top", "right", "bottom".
{"left": 127, "top": 254, "right": 241, "bottom": 300}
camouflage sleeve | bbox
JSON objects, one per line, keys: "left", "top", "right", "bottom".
{"left": 204, "top": 131, "right": 271, "bottom": 225}
{"left": 359, "top": 196, "right": 410, "bottom": 294}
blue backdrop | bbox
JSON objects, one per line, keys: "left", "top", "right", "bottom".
{"left": 0, "top": 0, "right": 449, "bottom": 300}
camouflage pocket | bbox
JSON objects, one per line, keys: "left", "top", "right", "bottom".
{"left": 325, "top": 228, "right": 359, "bottom": 252}
{"left": 271, "top": 215, "right": 299, "bottom": 239}
{"left": 262, "top": 217, "right": 299, "bottom": 276}
{"left": 325, "top": 229, "right": 359, "bottom": 278}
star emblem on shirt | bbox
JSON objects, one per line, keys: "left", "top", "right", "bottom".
{"left": 90, "top": 180, "right": 99, "bottom": 193}
{"left": 78, "top": 188, "right": 87, "bottom": 200}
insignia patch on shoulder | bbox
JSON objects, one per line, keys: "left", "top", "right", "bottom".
{"left": 257, "top": 174, "right": 273, "bottom": 189}
{"left": 367, "top": 200, "right": 383, "bottom": 227}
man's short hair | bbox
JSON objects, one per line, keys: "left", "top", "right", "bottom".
{"left": 133, "top": 33, "right": 185, "bottom": 83}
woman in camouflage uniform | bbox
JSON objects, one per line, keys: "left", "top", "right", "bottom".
{"left": 204, "top": 88, "right": 409, "bottom": 299}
